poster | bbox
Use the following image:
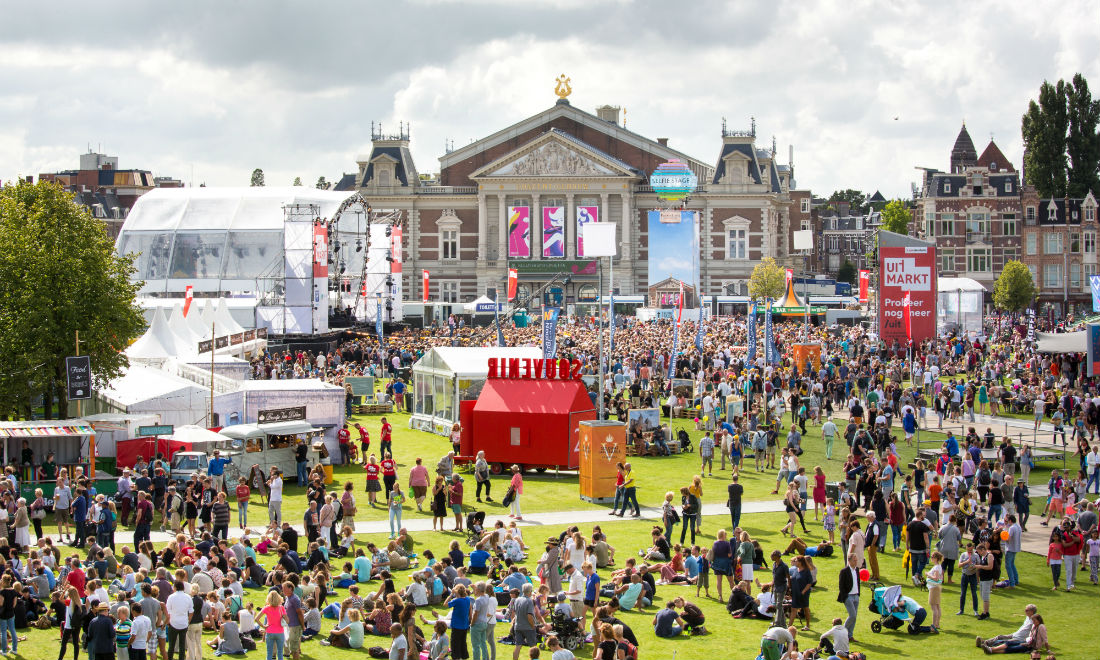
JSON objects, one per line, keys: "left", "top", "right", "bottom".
{"left": 878, "top": 245, "right": 936, "bottom": 345}
{"left": 543, "top": 207, "right": 564, "bottom": 257}
{"left": 507, "top": 206, "right": 530, "bottom": 258}
{"left": 627, "top": 408, "right": 660, "bottom": 436}
{"left": 576, "top": 206, "right": 598, "bottom": 256}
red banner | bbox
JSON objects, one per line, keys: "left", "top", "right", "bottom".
{"left": 313, "top": 222, "right": 328, "bottom": 278}
{"left": 422, "top": 270, "right": 430, "bottom": 302}
{"left": 507, "top": 268, "right": 518, "bottom": 301}
{"left": 676, "top": 281, "right": 684, "bottom": 325}
{"left": 183, "top": 285, "right": 193, "bottom": 317}
{"left": 878, "top": 245, "right": 936, "bottom": 345}
{"left": 785, "top": 268, "right": 794, "bottom": 287}
{"left": 858, "top": 270, "right": 869, "bottom": 303}
{"left": 390, "top": 227, "right": 402, "bottom": 274}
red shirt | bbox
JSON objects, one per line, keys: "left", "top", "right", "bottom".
{"left": 66, "top": 567, "right": 86, "bottom": 595}
{"left": 381, "top": 459, "right": 396, "bottom": 476}
{"left": 381, "top": 423, "right": 392, "bottom": 442}
{"left": 236, "top": 484, "right": 251, "bottom": 503}
{"left": 365, "top": 464, "right": 380, "bottom": 480}
{"left": 338, "top": 428, "right": 350, "bottom": 445}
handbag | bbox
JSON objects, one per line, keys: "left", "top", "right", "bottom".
{"left": 502, "top": 487, "right": 515, "bottom": 507}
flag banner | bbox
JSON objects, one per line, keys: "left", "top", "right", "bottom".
{"left": 183, "top": 283, "right": 194, "bottom": 316}
{"left": 765, "top": 301, "right": 780, "bottom": 365}
{"left": 390, "top": 227, "right": 402, "bottom": 273}
{"left": 313, "top": 222, "right": 329, "bottom": 278}
{"left": 543, "top": 207, "right": 565, "bottom": 257}
{"left": 542, "top": 307, "right": 561, "bottom": 359}
{"left": 576, "top": 206, "right": 598, "bottom": 257}
{"left": 694, "top": 306, "right": 705, "bottom": 352}
{"left": 375, "top": 298, "right": 384, "bottom": 345}
{"left": 676, "top": 281, "right": 685, "bottom": 324}
{"left": 667, "top": 321, "right": 680, "bottom": 382}
{"left": 858, "top": 270, "right": 870, "bottom": 303}
{"left": 1090, "top": 275, "right": 1100, "bottom": 312}
{"left": 785, "top": 268, "right": 794, "bottom": 287}
{"left": 495, "top": 304, "right": 505, "bottom": 347}
{"left": 421, "top": 270, "right": 429, "bottom": 303}
{"left": 903, "top": 291, "right": 912, "bottom": 345}
{"left": 879, "top": 245, "right": 936, "bottom": 345}
{"left": 1027, "top": 309, "right": 1035, "bottom": 345}
{"left": 507, "top": 206, "right": 530, "bottom": 258}
{"left": 507, "top": 268, "right": 518, "bottom": 301}
{"left": 609, "top": 292, "right": 616, "bottom": 354}
{"left": 746, "top": 302, "right": 757, "bottom": 363}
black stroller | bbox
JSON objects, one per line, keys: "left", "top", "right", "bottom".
{"left": 677, "top": 428, "right": 695, "bottom": 453}
{"left": 465, "top": 510, "right": 486, "bottom": 546}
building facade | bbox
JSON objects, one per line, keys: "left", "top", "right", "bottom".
{"left": 1020, "top": 190, "right": 1099, "bottom": 315}
{"left": 915, "top": 125, "right": 1022, "bottom": 297}
{"left": 349, "top": 92, "right": 811, "bottom": 311}
{"left": 815, "top": 206, "right": 879, "bottom": 274}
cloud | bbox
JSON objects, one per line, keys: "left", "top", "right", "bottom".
{"left": 657, "top": 257, "right": 693, "bottom": 273}
{"left": 1, "top": 0, "right": 1098, "bottom": 198}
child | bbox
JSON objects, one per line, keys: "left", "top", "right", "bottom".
{"left": 695, "top": 547, "right": 710, "bottom": 598}
{"left": 823, "top": 498, "right": 837, "bottom": 544}
{"left": 684, "top": 546, "right": 700, "bottom": 585}
{"left": 336, "top": 563, "right": 356, "bottom": 589}
{"left": 302, "top": 597, "right": 322, "bottom": 640}
{"left": 1087, "top": 529, "right": 1100, "bottom": 585}
{"left": 1047, "top": 534, "right": 1064, "bottom": 590}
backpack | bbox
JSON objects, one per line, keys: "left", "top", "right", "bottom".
{"left": 816, "top": 543, "right": 834, "bottom": 557}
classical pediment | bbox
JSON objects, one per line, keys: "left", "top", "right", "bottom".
{"left": 472, "top": 130, "right": 638, "bottom": 179}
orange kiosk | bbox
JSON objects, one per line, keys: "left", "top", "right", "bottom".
{"left": 578, "top": 420, "right": 626, "bottom": 503}
{"left": 791, "top": 343, "right": 822, "bottom": 371}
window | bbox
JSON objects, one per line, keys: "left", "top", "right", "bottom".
{"left": 1048, "top": 205, "right": 1058, "bottom": 221}
{"left": 1071, "top": 232, "right": 1081, "bottom": 253}
{"left": 800, "top": 199, "right": 809, "bottom": 213}
{"left": 1026, "top": 233, "right": 1037, "bottom": 255}
{"left": 1002, "top": 214, "right": 1016, "bottom": 236}
{"left": 967, "top": 248, "right": 992, "bottom": 273}
{"left": 440, "top": 281, "right": 458, "bottom": 303}
{"left": 1028, "top": 264, "right": 1038, "bottom": 284}
{"left": 828, "top": 235, "right": 840, "bottom": 251}
{"left": 944, "top": 182, "right": 952, "bottom": 193}
{"left": 1001, "top": 247, "right": 1018, "bottom": 264}
{"left": 1070, "top": 262, "right": 1081, "bottom": 289}
{"left": 967, "top": 212, "right": 989, "bottom": 234}
{"left": 727, "top": 228, "right": 747, "bottom": 260}
{"left": 1085, "top": 264, "right": 1097, "bottom": 291}
{"left": 1044, "top": 233, "right": 1064, "bottom": 254}
{"left": 1044, "top": 264, "right": 1064, "bottom": 288}
{"left": 939, "top": 214, "right": 955, "bottom": 236}
{"left": 1087, "top": 206, "right": 1096, "bottom": 221}
{"left": 1026, "top": 206, "right": 1036, "bottom": 221}
{"left": 1085, "top": 232, "right": 1096, "bottom": 254}
{"left": 1005, "top": 181, "right": 1013, "bottom": 193}
{"left": 939, "top": 248, "right": 955, "bottom": 273}
{"left": 441, "top": 229, "right": 458, "bottom": 260}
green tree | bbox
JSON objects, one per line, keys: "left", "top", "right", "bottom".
{"left": 836, "top": 260, "right": 857, "bottom": 285}
{"left": 828, "top": 189, "right": 866, "bottom": 212}
{"left": 1022, "top": 79, "right": 1070, "bottom": 198}
{"left": 748, "top": 257, "right": 786, "bottom": 301}
{"left": 315, "top": 176, "right": 329, "bottom": 190}
{"left": 293, "top": 176, "right": 302, "bottom": 186}
{"left": 250, "top": 168, "right": 265, "bottom": 187}
{"left": 993, "top": 260, "right": 1037, "bottom": 314}
{"left": 1067, "top": 74, "right": 1100, "bottom": 198}
{"left": 0, "top": 180, "right": 145, "bottom": 419}
{"left": 879, "top": 199, "right": 911, "bottom": 235}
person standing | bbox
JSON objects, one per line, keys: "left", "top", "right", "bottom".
{"left": 235, "top": 477, "right": 251, "bottom": 529}
{"left": 615, "top": 463, "right": 639, "bottom": 518}
{"left": 1004, "top": 515, "right": 1022, "bottom": 587}
{"left": 258, "top": 591, "right": 288, "bottom": 660}
{"left": 282, "top": 582, "right": 304, "bottom": 660}
{"left": 164, "top": 581, "right": 193, "bottom": 660}
{"left": 838, "top": 553, "right": 861, "bottom": 643}
{"left": 906, "top": 507, "right": 931, "bottom": 580}
{"left": 133, "top": 491, "right": 153, "bottom": 547}
{"left": 73, "top": 487, "right": 89, "bottom": 548}
{"left": 509, "top": 583, "right": 540, "bottom": 660}
{"left": 769, "top": 550, "right": 788, "bottom": 627}
{"left": 389, "top": 484, "right": 406, "bottom": 539}
{"left": 699, "top": 432, "right": 715, "bottom": 477}
{"left": 129, "top": 601, "right": 153, "bottom": 660}
{"left": 727, "top": 474, "right": 743, "bottom": 530}
{"left": 409, "top": 457, "right": 431, "bottom": 511}
{"left": 295, "top": 441, "right": 310, "bottom": 486}
{"left": 54, "top": 477, "right": 73, "bottom": 543}
{"left": 937, "top": 515, "right": 961, "bottom": 584}
{"left": 507, "top": 465, "right": 524, "bottom": 520}
{"left": 337, "top": 425, "right": 351, "bottom": 466}
{"left": 382, "top": 453, "right": 399, "bottom": 501}
{"left": 473, "top": 451, "right": 492, "bottom": 503}
{"left": 86, "top": 602, "right": 115, "bottom": 660}
{"left": 267, "top": 469, "right": 283, "bottom": 526}
{"left": 211, "top": 492, "right": 230, "bottom": 541}
{"left": 207, "top": 450, "right": 231, "bottom": 494}
{"left": 976, "top": 542, "right": 996, "bottom": 619}
{"left": 379, "top": 417, "right": 393, "bottom": 459}
{"left": 1060, "top": 518, "right": 1085, "bottom": 591}
{"left": 821, "top": 416, "right": 838, "bottom": 460}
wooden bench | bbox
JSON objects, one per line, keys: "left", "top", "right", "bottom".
{"left": 355, "top": 403, "right": 394, "bottom": 415}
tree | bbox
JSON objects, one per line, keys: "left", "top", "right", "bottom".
{"left": 828, "top": 189, "right": 866, "bottom": 213}
{"left": 250, "top": 168, "right": 265, "bottom": 187}
{"left": 0, "top": 180, "right": 145, "bottom": 419}
{"left": 879, "top": 199, "right": 911, "bottom": 235}
{"left": 748, "top": 257, "right": 786, "bottom": 301}
{"left": 836, "top": 260, "right": 857, "bottom": 285}
{"left": 1067, "top": 74, "right": 1100, "bottom": 198}
{"left": 292, "top": 176, "right": 302, "bottom": 186}
{"left": 993, "top": 260, "right": 1037, "bottom": 315}
{"left": 1022, "top": 79, "right": 1071, "bottom": 198}
{"left": 315, "top": 176, "right": 329, "bottom": 190}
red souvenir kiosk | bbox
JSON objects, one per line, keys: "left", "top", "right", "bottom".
{"left": 459, "top": 356, "right": 597, "bottom": 473}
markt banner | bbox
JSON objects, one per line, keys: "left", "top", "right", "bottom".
{"left": 878, "top": 245, "right": 936, "bottom": 345}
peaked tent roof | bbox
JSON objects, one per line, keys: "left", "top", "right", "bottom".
{"left": 774, "top": 277, "right": 806, "bottom": 308}
{"left": 412, "top": 347, "right": 542, "bottom": 378}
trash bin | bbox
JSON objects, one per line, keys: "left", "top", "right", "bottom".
{"left": 322, "top": 460, "right": 334, "bottom": 484}
{"left": 826, "top": 481, "right": 840, "bottom": 502}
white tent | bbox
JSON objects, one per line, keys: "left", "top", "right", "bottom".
{"left": 410, "top": 346, "right": 542, "bottom": 434}
{"left": 214, "top": 298, "right": 245, "bottom": 334}
{"left": 94, "top": 363, "right": 211, "bottom": 429}
{"left": 938, "top": 277, "right": 986, "bottom": 337}
{"left": 127, "top": 308, "right": 180, "bottom": 360}
{"left": 463, "top": 295, "right": 510, "bottom": 314}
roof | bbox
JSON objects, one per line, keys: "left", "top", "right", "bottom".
{"left": 0, "top": 420, "right": 94, "bottom": 438}
{"left": 412, "top": 347, "right": 542, "bottom": 377}
{"left": 712, "top": 142, "right": 763, "bottom": 185}
{"left": 98, "top": 363, "right": 207, "bottom": 407}
{"left": 774, "top": 278, "right": 806, "bottom": 308}
{"left": 550, "top": 128, "right": 643, "bottom": 176}
{"left": 938, "top": 277, "right": 987, "bottom": 293}
{"left": 361, "top": 143, "right": 419, "bottom": 187}
{"left": 977, "top": 141, "right": 1014, "bottom": 172}
{"left": 473, "top": 378, "right": 593, "bottom": 415}
{"left": 117, "top": 187, "right": 358, "bottom": 233}
{"left": 236, "top": 379, "right": 343, "bottom": 392}
{"left": 950, "top": 124, "right": 978, "bottom": 171}
{"left": 868, "top": 190, "right": 886, "bottom": 202}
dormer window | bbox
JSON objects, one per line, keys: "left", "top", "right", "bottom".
{"left": 1049, "top": 205, "right": 1058, "bottom": 221}
{"left": 990, "top": 162, "right": 997, "bottom": 170}
{"left": 944, "top": 182, "right": 952, "bottom": 193}
{"left": 1005, "top": 181, "right": 1013, "bottom": 193}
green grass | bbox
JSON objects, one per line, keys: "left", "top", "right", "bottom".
{"left": 27, "top": 511, "right": 1099, "bottom": 660}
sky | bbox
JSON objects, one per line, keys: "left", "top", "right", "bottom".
{"left": 2, "top": 0, "right": 1098, "bottom": 199}
{"left": 648, "top": 213, "right": 697, "bottom": 285}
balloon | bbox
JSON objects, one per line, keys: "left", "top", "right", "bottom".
{"left": 859, "top": 569, "right": 870, "bottom": 582}
{"left": 1000, "top": 530, "right": 1009, "bottom": 541}
{"left": 694, "top": 418, "right": 700, "bottom": 423}
{"left": 703, "top": 416, "right": 709, "bottom": 421}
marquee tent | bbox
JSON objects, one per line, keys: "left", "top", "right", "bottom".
{"left": 938, "top": 277, "right": 986, "bottom": 337}
{"left": 410, "top": 346, "right": 541, "bottom": 434}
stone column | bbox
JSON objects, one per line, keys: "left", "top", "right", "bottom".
{"left": 621, "top": 191, "right": 634, "bottom": 293}
{"left": 566, "top": 193, "right": 576, "bottom": 259}
{"left": 531, "top": 193, "right": 541, "bottom": 259}
{"left": 498, "top": 194, "right": 507, "bottom": 265}
{"left": 477, "top": 194, "right": 488, "bottom": 260}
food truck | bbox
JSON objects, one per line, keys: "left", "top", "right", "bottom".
{"left": 218, "top": 420, "right": 326, "bottom": 482}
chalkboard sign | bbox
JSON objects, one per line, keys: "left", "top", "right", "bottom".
{"left": 257, "top": 406, "right": 307, "bottom": 424}
{"left": 345, "top": 377, "right": 375, "bottom": 396}
{"left": 66, "top": 356, "right": 92, "bottom": 400}
{"left": 198, "top": 339, "right": 213, "bottom": 354}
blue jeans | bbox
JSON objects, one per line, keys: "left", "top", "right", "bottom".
{"left": 612, "top": 487, "right": 624, "bottom": 512}
{"left": 730, "top": 503, "right": 742, "bottom": 530}
{"left": 619, "top": 487, "right": 639, "bottom": 515}
{"left": 471, "top": 621, "right": 490, "bottom": 660}
{"left": 891, "top": 524, "right": 902, "bottom": 550}
{"left": 265, "top": 632, "right": 285, "bottom": 660}
{"left": 988, "top": 504, "right": 1002, "bottom": 524}
{"left": 1005, "top": 551, "right": 1019, "bottom": 586}
{"left": 1087, "top": 468, "right": 1100, "bottom": 494}
{"left": 0, "top": 616, "right": 15, "bottom": 654}
{"left": 296, "top": 460, "right": 309, "bottom": 485}
{"left": 959, "top": 573, "right": 979, "bottom": 612}
{"left": 238, "top": 501, "right": 248, "bottom": 528}
{"left": 656, "top": 624, "right": 682, "bottom": 638}
{"left": 389, "top": 506, "right": 402, "bottom": 536}
{"left": 911, "top": 551, "right": 928, "bottom": 578}
{"left": 909, "top": 606, "right": 931, "bottom": 633}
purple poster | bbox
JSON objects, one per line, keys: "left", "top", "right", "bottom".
{"left": 508, "top": 206, "right": 530, "bottom": 257}
{"left": 576, "top": 205, "right": 598, "bottom": 256}
{"left": 543, "top": 206, "right": 564, "bottom": 257}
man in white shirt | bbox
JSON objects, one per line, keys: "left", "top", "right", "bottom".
{"left": 702, "top": 394, "right": 715, "bottom": 431}
{"left": 564, "top": 565, "right": 585, "bottom": 618}
{"left": 820, "top": 617, "right": 850, "bottom": 658}
{"left": 821, "top": 417, "right": 838, "bottom": 460}
{"left": 130, "top": 601, "right": 154, "bottom": 659}
{"left": 388, "top": 622, "right": 408, "bottom": 660}
{"left": 165, "top": 580, "right": 194, "bottom": 660}
{"left": 268, "top": 470, "right": 284, "bottom": 525}
{"left": 977, "top": 604, "right": 1037, "bottom": 650}
{"left": 546, "top": 635, "right": 575, "bottom": 660}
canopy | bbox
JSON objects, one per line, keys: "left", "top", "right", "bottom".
{"left": 938, "top": 277, "right": 987, "bottom": 292}
{"left": 0, "top": 420, "right": 94, "bottom": 438}
{"left": 414, "top": 347, "right": 542, "bottom": 378}
{"left": 168, "top": 425, "right": 229, "bottom": 445}
{"left": 1036, "top": 331, "right": 1086, "bottom": 353}
{"left": 774, "top": 277, "right": 806, "bottom": 308}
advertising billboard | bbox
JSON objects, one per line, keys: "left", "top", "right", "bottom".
{"left": 878, "top": 245, "right": 936, "bottom": 345}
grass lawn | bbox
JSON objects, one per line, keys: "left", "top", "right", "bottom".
{"left": 25, "top": 511, "right": 1098, "bottom": 660}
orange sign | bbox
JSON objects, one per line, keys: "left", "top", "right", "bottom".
{"left": 578, "top": 421, "right": 625, "bottom": 502}
{"left": 792, "top": 343, "right": 822, "bottom": 371}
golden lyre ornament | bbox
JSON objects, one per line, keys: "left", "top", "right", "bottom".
{"left": 554, "top": 74, "right": 572, "bottom": 99}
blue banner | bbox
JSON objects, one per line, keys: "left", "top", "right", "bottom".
{"left": 542, "top": 308, "right": 561, "bottom": 359}
{"left": 694, "top": 306, "right": 705, "bottom": 353}
{"left": 494, "top": 303, "right": 505, "bottom": 347}
{"left": 765, "top": 301, "right": 780, "bottom": 365}
{"left": 746, "top": 302, "right": 757, "bottom": 364}
{"left": 609, "top": 293, "right": 616, "bottom": 354}
{"left": 375, "top": 298, "right": 384, "bottom": 345}
{"left": 1090, "top": 275, "right": 1100, "bottom": 312}
{"left": 667, "top": 321, "right": 680, "bottom": 381}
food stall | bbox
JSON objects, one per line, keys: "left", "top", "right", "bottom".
{"left": 0, "top": 419, "right": 105, "bottom": 498}
{"left": 218, "top": 420, "right": 326, "bottom": 483}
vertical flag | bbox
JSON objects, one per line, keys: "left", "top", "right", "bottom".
{"left": 1090, "top": 274, "right": 1100, "bottom": 312}
{"left": 903, "top": 291, "right": 913, "bottom": 345}
{"left": 765, "top": 301, "right": 780, "bottom": 364}
{"left": 421, "top": 270, "right": 430, "bottom": 303}
{"left": 542, "top": 307, "right": 561, "bottom": 359}
{"left": 183, "top": 285, "right": 194, "bottom": 317}
{"left": 609, "top": 291, "right": 616, "bottom": 354}
{"left": 694, "top": 305, "right": 705, "bottom": 352}
{"left": 667, "top": 322, "right": 680, "bottom": 382}
{"left": 858, "top": 270, "right": 870, "bottom": 303}
{"left": 785, "top": 268, "right": 794, "bottom": 289}
{"left": 375, "top": 297, "right": 384, "bottom": 345}
{"left": 676, "top": 281, "right": 685, "bottom": 324}
{"left": 746, "top": 302, "right": 757, "bottom": 363}
{"left": 1027, "top": 308, "right": 1035, "bottom": 345}
{"left": 507, "top": 268, "right": 518, "bottom": 301}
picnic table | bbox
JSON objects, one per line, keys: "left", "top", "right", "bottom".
{"left": 915, "top": 446, "right": 1061, "bottom": 464}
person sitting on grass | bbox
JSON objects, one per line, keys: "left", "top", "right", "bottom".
{"left": 613, "top": 574, "right": 649, "bottom": 611}
{"left": 984, "top": 614, "right": 1048, "bottom": 655}
{"left": 672, "top": 596, "right": 706, "bottom": 634}
{"left": 731, "top": 582, "right": 776, "bottom": 620}
{"left": 653, "top": 600, "right": 685, "bottom": 638}
{"left": 321, "top": 607, "right": 365, "bottom": 648}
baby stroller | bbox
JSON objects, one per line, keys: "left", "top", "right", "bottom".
{"left": 543, "top": 610, "right": 586, "bottom": 651}
{"left": 465, "top": 510, "right": 486, "bottom": 546}
{"left": 867, "top": 584, "right": 909, "bottom": 633}
{"left": 676, "top": 428, "right": 694, "bottom": 453}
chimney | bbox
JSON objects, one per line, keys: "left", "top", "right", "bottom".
{"left": 657, "top": 138, "right": 669, "bottom": 147}
{"left": 595, "top": 105, "right": 621, "bottom": 125}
